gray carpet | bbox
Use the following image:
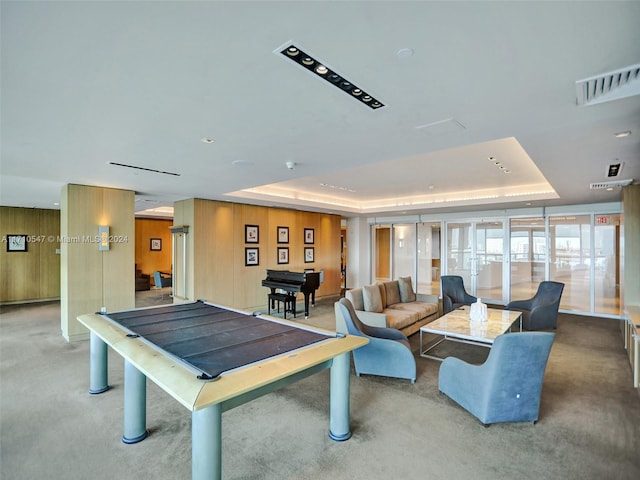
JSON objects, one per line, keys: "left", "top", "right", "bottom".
{"left": 1, "top": 295, "right": 639, "bottom": 480}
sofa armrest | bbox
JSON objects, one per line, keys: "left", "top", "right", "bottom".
{"left": 354, "top": 310, "right": 388, "bottom": 328}
{"left": 416, "top": 293, "right": 438, "bottom": 303}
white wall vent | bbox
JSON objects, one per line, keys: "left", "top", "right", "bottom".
{"left": 576, "top": 64, "right": 640, "bottom": 106}
{"left": 589, "top": 179, "right": 634, "bottom": 190}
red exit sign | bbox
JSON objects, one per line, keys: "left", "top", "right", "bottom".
{"left": 596, "top": 216, "right": 609, "bottom": 224}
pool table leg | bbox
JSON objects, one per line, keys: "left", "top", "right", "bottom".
{"left": 122, "top": 360, "right": 148, "bottom": 444}
{"left": 192, "top": 403, "right": 222, "bottom": 480}
{"left": 89, "top": 332, "right": 109, "bottom": 394}
{"left": 329, "top": 351, "right": 352, "bottom": 441}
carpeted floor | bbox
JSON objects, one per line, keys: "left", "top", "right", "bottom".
{"left": 1, "top": 294, "right": 639, "bottom": 480}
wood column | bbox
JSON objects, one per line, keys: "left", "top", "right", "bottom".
{"left": 60, "top": 184, "right": 134, "bottom": 342}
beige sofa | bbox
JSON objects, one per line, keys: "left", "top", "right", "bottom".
{"left": 344, "top": 277, "right": 439, "bottom": 337}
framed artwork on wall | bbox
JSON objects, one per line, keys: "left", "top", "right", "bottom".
{"left": 6, "top": 234, "right": 27, "bottom": 252}
{"left": 150, "top": 238, "right": 162, "bottom": 251}
{"left": 304, "top": 247, "right": 314, "bottom": 263}
{"left": 304, "top": 228, "right": 314, "bottom": 244}
{"left": 245, "top": 225, "right": 259, "bottom": 243}
{"left": 277, "top": 226, "right": 289, "bottom": 244}
{"left": 245, "top": 247, "right": 259, "bottom": 266}
{"left": 277, "top": 247, "right": 289, "bottom": 264}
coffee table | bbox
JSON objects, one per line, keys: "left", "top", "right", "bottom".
{"left": 419, "top": 305, "right": 522, "bottom": 361}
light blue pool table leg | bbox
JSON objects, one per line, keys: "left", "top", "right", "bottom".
{"left": 89, "top": 332, "right": 109, "bottom": 394}
{"left": 329, "top": 351, "right": 352, "bottom": 441}
{"left": 192, "top": 403, "right": 222, "bottom": 480}
{"left": 122, "top": 360, "right": 149, "bottom": 444}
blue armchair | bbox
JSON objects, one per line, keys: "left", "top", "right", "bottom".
{"left": 335, "top": 298, "right": 416, "bottom": 383}
{"left": 441, "top": 275, "right": 477, "bottom": 314}
{"left": 438, "top": 332, "right": 555, "bottom": 426}
{"left": 153, "top": 271, "right": 172, "bottom": 288}
{"left": 507, "top": 281, "right": 564, "bottom": 330}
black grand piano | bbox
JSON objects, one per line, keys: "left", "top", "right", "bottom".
{"left": 262, "top": 269, "right": 321, "bottom": 318}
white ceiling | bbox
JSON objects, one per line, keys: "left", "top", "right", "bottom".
{"left": 2, "top": 1, "right": 639, "bottom": 218}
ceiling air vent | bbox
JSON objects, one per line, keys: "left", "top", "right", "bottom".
{"left": 589, "top": 179, "right": 634, "bottom": 190}
{"left": 576, "top": 63, "right": 640, "bottom": 106}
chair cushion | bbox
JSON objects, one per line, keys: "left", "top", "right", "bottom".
{"left": 398, "top": 276, "right": 416, "bottom": 302}
{"left": 389, "top": 301, "right": 438, "bottom": 318}
{"left": 363, "top": 284, "right": 384, "bottom": 313}
{"left": 383, "top": 308, "right": 419, "bottom": 330}
{"left": 384, "top": 281, "right": 401, "bottom": 306}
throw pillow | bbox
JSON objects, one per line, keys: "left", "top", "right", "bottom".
{"left": 384, "top": 281, "right": 401, "bottom": 306}
{"left": 362, "top": 284, "right": 384, "bottom": 313}
{"left": 398, "top": 276, "right": 416, "bottom": 303}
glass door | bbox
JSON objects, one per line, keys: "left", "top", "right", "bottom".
{"left": 417, "top": 222, "right": 441, "bottom": 296}
{"left": 371, "top": 224, "right": 392, "bottom": 283}
{"left": 445, "top": 220, "right": 505, "bottom": 304}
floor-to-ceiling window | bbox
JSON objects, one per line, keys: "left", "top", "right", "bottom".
{"left": 593, "top": 214, "right": 620, "bottom": 315}
{"left": 549, "top": 215, "right": 590, "bottom": 311}
{"left": 510, "top": 216, "right": 546, "bottom": 301}
{"left": 445, "top": 219, "right": 504, "bottom": 303}
{"left": 475, "top": 221, "right": 505, "bottom": 302}
{"left": 367, "top": 205, "right": 621, "bottom": 317}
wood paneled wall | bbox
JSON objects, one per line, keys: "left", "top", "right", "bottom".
{"left": 60, "top": 184, "right": 135, "bottom": 342}
{"left": 134, "top": 218, "right": 173, "bottom": 282}
{"left": 0, "top": 207, "right": 61, "bottom": 303}
{"left": 173, "top": 199, "right": 342, "bottom": 310}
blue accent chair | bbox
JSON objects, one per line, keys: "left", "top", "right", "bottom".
{"left": 335, "top": 298, "right": 416, "bottom": 383}
{"left": 441, "top": 275, "right": 477, "bottom": 314}
{"left": 506, "top": 281, "right": 564, "bottom": 330}
{"left": 438, "top": 332, "right": 555, "bottom": 426}
{"left": 153, "top": 271, "right": 172, "bottom": 288}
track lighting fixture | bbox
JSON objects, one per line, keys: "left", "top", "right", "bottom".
{"left": 279, "top": 44, "right": 385, "bottom": 110}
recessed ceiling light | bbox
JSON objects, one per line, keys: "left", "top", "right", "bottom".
{"left": 397, "top": 48, "right": 414, "bottom": 59}
{"left": 614, "top": 130, "right": 631, "bottom": 138}
{"left": 315, "top": 65, "right": 328, "bottom": 74}
{"left": 232, "top": 160, "right": 253, "bottom": 166}
{"left": 201, "top": 138, "right": 214, "bottom": 144}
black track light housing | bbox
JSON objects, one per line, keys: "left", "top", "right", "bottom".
{"left": 279, "top": 44, "right": 385, "bottom": 110}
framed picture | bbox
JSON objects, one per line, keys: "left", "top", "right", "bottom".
{"left": 150, "top": 238, "right": 162, "bottom": 251}
{"left": 6, "top": 234, "right": 27, "bottom": 252}
{"left": 245, "top": 225, "right": 259, "bottom": 243}
{"left": 304, "top": 247, "right": 314, "bottom": 263}
{"left": 245, "top": 247, "right": 259, "bottom": 266}
{"left": 304, "top": 228, "right": 314, "bottom": 244}
{"left": 277, "top": 247, "right": 289, "bottom": 264}
{"left": 277, "top": 226, "right": 289, "bottom": 244}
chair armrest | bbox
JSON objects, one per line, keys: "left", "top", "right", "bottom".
{"left": 506, "top": 299, "right": 533, "bottom": 310}
{"left": 354, "top": 310, "right": 388, "bottom": 328}
{"left": 366, "top": 325, "right": 408, "bottom": 342}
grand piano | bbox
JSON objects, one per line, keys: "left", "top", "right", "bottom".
{"left": 262, "top": 269, "right": 322, "bottom": 318}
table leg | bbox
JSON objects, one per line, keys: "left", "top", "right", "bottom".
{"left": 122, "top": 360, "right": 148, "bottom": 444}
{"left": 192, "top": 404, "right": 222, "bottom": 480}
{"left": 89, "top": 332, "right": 109, "bottom": 394}
{"left": 328, "top": 351, "right": 351, "bottom": 441}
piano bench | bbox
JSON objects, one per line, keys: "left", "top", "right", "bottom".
{"left": 268, "top": 293, "right": 297, "bottom": 319}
